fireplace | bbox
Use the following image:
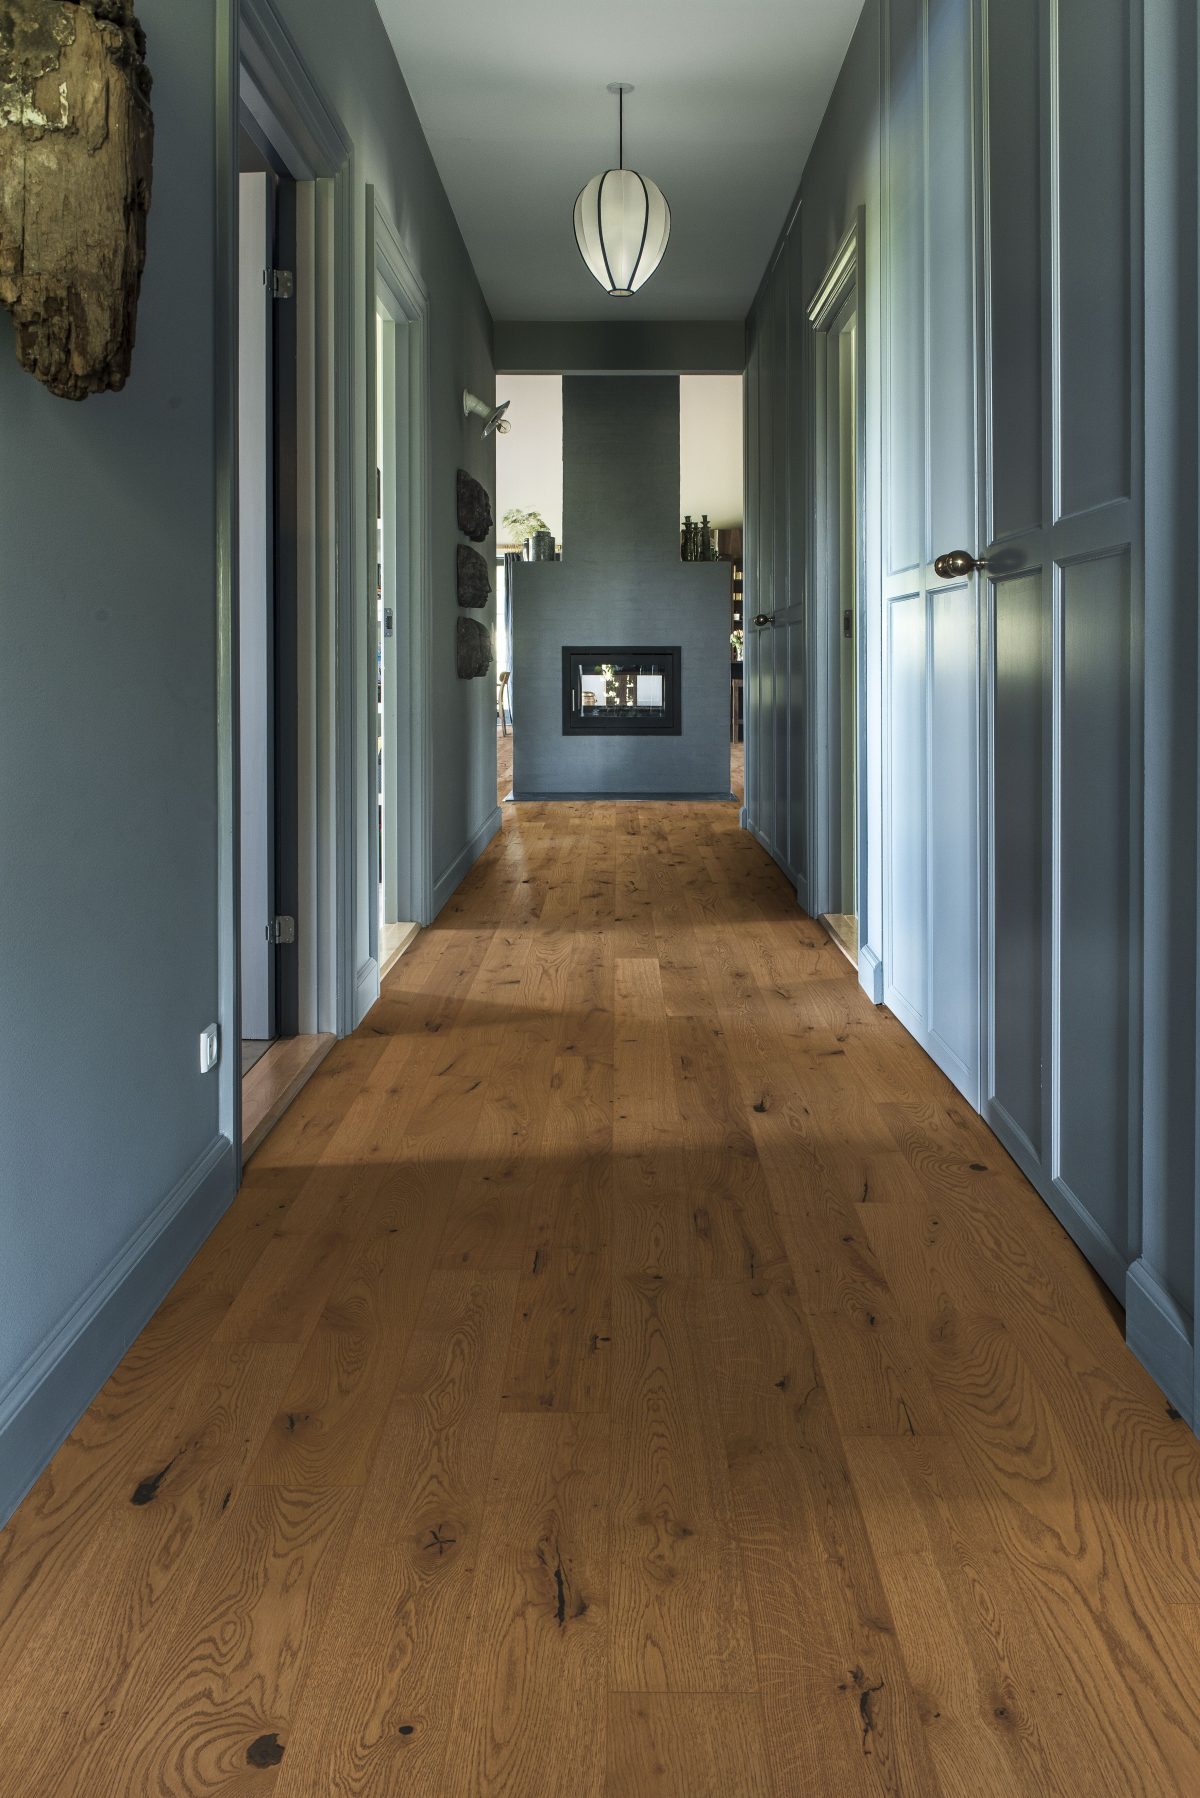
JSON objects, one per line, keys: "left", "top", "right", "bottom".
{"left": 562, "top": 646, "right": 682, "bottom": 737}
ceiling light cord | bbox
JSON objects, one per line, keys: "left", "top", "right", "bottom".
{"left": 618, "top": 86, "right": 623, "bottom": 170}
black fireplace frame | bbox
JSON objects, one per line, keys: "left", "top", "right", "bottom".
{"left": 562, "top": 646, "right": 683, "bottom": 737}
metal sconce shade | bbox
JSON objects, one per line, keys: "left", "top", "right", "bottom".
{"left": 573, "top": 168, "right": 671, "bottom": 297}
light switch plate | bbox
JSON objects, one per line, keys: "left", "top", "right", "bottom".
{"left": 200, "top": 1024, "right": 219, "bottom": 1073}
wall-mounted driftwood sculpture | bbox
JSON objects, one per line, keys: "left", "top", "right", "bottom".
{"left": 456, "top": 543, "right": 491, "bottom": 609}
{"left": 456, "top": 468, "right": 493, "bottom": 543}
{"left": 456, "top": 616, "right": 493, "bottom": 680}
{"left": 0, "top": 1, "right": 154, "bottom": 400}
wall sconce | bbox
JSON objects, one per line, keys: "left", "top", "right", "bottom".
{"left": 463, "top": 390, "right": 511, "bottom": 437}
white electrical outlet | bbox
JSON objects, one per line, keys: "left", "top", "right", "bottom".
{"left": 200, "top": 1024, "right": 220, "bottom": 1073}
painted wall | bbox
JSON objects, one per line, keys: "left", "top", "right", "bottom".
{"left": 743, "top": 1, "right": 882, "bottom": 946}
{"left": 745, "top": 0, "right": 1200, "bottom": 1421}
{"left": 278, "top": 0, "right": 497, "bottom": 916}
{"left": 513, "top": 377, "right": 731, "bottom": 799}
{"left": 0, "top": 0, "right": 496, "bottom": 1521}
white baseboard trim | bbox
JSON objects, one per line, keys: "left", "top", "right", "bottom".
{"left": 859, "top": 943, "right": 884, "bottom": 1004}
{"left": 432, "top": 805, "right": 502, "bottom": 918}
{"left": 1126, "top": 1257, "right": 1194, "bottom": 1424}
{"left": 0, "top": 1134, "right": 236, "bottom": 1525}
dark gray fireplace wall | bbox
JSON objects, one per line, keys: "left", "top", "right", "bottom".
{"left": 512, "top": 561, "right": 731, "bottom": 797}
{"left": 563, "top": 375, "right": 681, "bottom": 565}
{"left": 512, "top": 376, "right": 732, "bottom": 799}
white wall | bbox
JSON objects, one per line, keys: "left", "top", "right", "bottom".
{"left": 680, "top": 374, "right": 744, "bottom": 528}
{"left": 495, "top": 375, "right": 563, "bottom": 545}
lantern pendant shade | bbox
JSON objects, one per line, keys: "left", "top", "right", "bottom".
{"left": 573, "top": 168, "right": 671, "bottom": 297}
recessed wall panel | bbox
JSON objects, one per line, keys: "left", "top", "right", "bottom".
{"left": 929, "top": 585, "right": 979, "bottom": 1077}
{"left": 983, "top": 0, "right": 1041, "bottom": 540}
{"left": 1057, "top": 550, "right": 1132, "bottom": 1258}
{"left": 991, "top": 573, "right": 1045, "bottom": 1154}
{"left": 1055, "top": 0, "right": 1132, "bottom": 518}
{"left": 927, "top": 0, "right": 975, "bottom": 559}
{"left": 885, "top": 0, "right": 925, "bottom": 575}
{"left": 886, "top": 591, "right": 928, "bottom": 1017}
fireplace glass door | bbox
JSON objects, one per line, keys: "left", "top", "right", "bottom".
{"left": 562, "top": 647, "right": 682, "bottom": 736}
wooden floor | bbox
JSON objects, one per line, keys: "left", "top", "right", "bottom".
{"left": 4, "top": 732, "right": 1200, "bottom": 1795}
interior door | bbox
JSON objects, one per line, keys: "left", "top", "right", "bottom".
{"left": 747, "top": 231, "right": 805, "bottom": 890}
{"left": 746, "top": 265, "right": 776, "bottom": 856}
{"left": 979, "top": 0, "right": 1141, "bottom": 1295}
{"left": 880, "top": 0, "right": 981, "bottom": 1105}
{"left": 238, "top": 170, "right": 277, "bottom": 1047}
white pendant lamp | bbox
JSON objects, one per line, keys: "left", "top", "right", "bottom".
{"left": 573, "top": 83, "right": 671, "bottom": 298}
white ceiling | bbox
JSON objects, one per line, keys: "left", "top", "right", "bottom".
{"left": 373, "top": 0, "right": 865, "bottom": 322}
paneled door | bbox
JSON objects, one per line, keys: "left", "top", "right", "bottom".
{"left": 978, "top": 0, "right": 1142, "bottom": 1296}
{"left": 746, "top": 221, "right": 807, "bottom": 892}
{"left": 880, "top": 0, "right": 981, "bottom": 1105}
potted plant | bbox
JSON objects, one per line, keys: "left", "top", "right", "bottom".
{"left": 502, "top": 507, "right": 554, "bottom": 560}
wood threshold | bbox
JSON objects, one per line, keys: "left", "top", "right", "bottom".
{"left": 379, "top": 919, "right": 420, "bottom": 981}
{"left": 822, "top": 910, "right": 858, "bottom": 969}
{"left": 241, "top": 1032, "right": 335, "bottom": 1162}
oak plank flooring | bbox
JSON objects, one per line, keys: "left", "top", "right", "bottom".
{"left": 4, "top": 735, "right": 1200, "bottom": 1794}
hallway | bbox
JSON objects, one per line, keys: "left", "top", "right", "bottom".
{"left": 2, "top": 777, "right": 1200, "bottom": 1795}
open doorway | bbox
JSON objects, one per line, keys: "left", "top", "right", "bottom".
{"left": 679, "top": 375, "right": 744, "bottom": 799}
{"left": 809, "top": 220, "right": 865, "bottom": 968}
{"left": 234, "top": 82, "right": 338, "bottom": 1159}
{"left": 374, "top": 303, "right": 419, "bottom": 976}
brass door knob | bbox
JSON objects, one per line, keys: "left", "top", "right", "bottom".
{"left": 934, "top": 549, "right": 987, "bottom": 579}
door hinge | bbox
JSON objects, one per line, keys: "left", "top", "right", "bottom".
{"left": 267, "top": 268, "right": 294, "bottom": 300}
{"left": 267, "top": 915, "right": 296, "bottom": 945}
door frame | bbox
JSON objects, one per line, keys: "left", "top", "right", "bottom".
{"left": 217, "top": 0, "right": 355, "bottom": 1173}
{"left": 807, "top": 213, "right": 871, "bottom": 976}
{"left": 366, "top": 192, "right": 434, "bottom": 941}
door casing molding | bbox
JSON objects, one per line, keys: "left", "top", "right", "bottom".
{"left": 368, "top": 192, "right": 434, "bottom": 945}
{"left": 807, "top": 211, "right": 875, "bottom": 995}
{"left": 218, "top": 0, "right": 357, "bottom": 1177}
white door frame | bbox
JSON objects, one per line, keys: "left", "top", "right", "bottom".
{"left": 807, "top": 213, "right": 873, "bottom": 983}
{"left": 217, "top": 0, "right": 355, "bottom": 1172}
{"left": 366, "top": 194, "right": 434, "bottom": 947}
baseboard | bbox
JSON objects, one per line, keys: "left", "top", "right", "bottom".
{"left": 432, "top": 805, "right": 503, "bottom": 918}
{"left": 859, "top": 943, "right": 885, "bottom": 1004}
{"left": 353, "top": 955, "right": 380, "bottom": 1029}
{"left": 0, "top": 1134, "right": 236, "bottom": 1526}
{"left": 1126, "top": 1258, "right": 1195, "bottom": 1424}
{"left": 986, "top": 1099, "right": 1130, "bottom": 1304}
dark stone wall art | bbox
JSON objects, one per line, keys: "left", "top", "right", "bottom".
{"left": 0, "top": 0, "right": 154, "bottom": 399}
{"left": 456, "top": 468, "right": 493, "bottom": 543}
{"left": 456, "top": 616, "right": 492, "bottom": 680}
{"left": 456, "top": 543, "right": 491, "bottom": 609}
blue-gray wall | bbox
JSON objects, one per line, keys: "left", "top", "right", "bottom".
{"left": 745, "top": 0, "right": 1200, "bottom": 1422}
{"left": 512, "top": 376, "right": 731, "bottom": 799}
{"left": 0, "top": 0, "right": 496, "bottom": 1522}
